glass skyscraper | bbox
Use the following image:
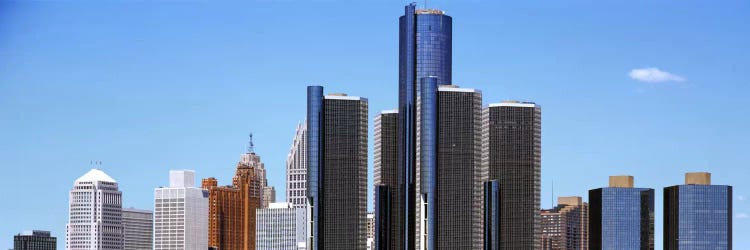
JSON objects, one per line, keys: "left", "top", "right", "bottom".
{"left": 664, "top": 172, "right": 732, "bottom": 250}
{"left": 396, "top": 3, "right": 452, "bottom": 250}
{"left": 589, "top": 176, "right": 654, "bottom": 250}
{"left": 307, "top": 87, "right": 368, "bottom": 250}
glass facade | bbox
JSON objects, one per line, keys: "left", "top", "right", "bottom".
{"left": 589, "top": 187, "right": 655, "bottom": 250}
{"left": 396, "top": 3, "right": 452, "bottom": 250}
{"left": 419, "top": 77, "right": 438, "bottom": 249}
{"left": 306, "top": 86, "right": 323, "bottom": 250}
{"left": 373, "top": 111, "right": 400, "bottom": 250}
{"left": 484, "top": 181, "right": 501, "bottom": 250}
{"left": 375, "top": 185, "right": 392, "bottom": 250}
{"left": 664, "top": 185, "right": 732, "bottom": 250}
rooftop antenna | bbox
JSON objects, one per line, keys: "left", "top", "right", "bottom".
{"left": 247, "top": 133, "right": 255, "bottom": 153}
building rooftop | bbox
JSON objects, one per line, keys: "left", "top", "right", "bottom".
{"left": 416, "top": 9, "right": 446, "bottom": 15}
{"left": 75, "top": 168, "right": 116, "bottom": 183}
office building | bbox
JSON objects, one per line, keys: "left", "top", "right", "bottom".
{"left": 366, "top": 212, "right": 375, "bottom": 250}
{"left": 395, "top": 3, "right": 453, "bottom": 249}
{"left": 202, "top": 142, "right": 267, "bottom": 250}
{"left": 307, "top": 87, "right": 368, "bottom": 250}
{"left": 540, "top": 197, "right": 589, "bottom": 250}
{"left": 589, "top": 176, "right": 654, "bottom": 250}
{"left": 122, "top": 208, "right": 153, "bottom": 250}
{"left": 664, "top": 172, "right": 732, "bottom": 249}
{"left": 66, "top": 168, "right": 123, "bottom": 250}
{"left": 287, "top": 121, "right": 308, "bottom": 208}
{"left": 256, "top": 202, "right": 306, "bottom": 250}
{"left": 239, "top": 135, "right": 275, "bottom": 209}
{"left": 14, "top": 231, "right": 55, "bottom": 250}
{"left": 484, "top": 100, "right": 542, "bottom": 249}
{"left": 373, "top": 110, "right": 399, "bottom": 250}
{"left": 154, "top": 170, "right": 208, "bottom": 250}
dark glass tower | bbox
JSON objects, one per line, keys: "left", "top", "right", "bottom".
{"left": 484, "top": 181, "right": 501, "bottom": 250}
{"left": 589, "top": 176, "right": 655, "bottom": 250}
{"left": 374, "top": 110, "right": 399, "bottom": 250}
{"left": 484, "top": 101, "right": 542, "bottom": 249}
{"left": 664, "top": 172, "right": 732, "bottom": 250}
{"left": 397, "top": 3, "right": 452, "bottom": 249}
{"left": 14, "top": 231, "right": 56, "bottom": 250}
{"left": 307, "top": 87, "right": 369, "bottom": 250}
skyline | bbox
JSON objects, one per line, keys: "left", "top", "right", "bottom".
{"left": 1, "top": 1, "right": 749, "bottom": 249}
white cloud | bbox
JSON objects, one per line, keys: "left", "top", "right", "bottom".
{"left": 737, "top": 213, "right": 749, "bottom": 219}
{"left": 629, "top": 67, "right": 686, "bottom": 83}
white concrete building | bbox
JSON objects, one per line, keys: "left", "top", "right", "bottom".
{"left": 256, "top": 202, "right": 306, "bottom": 250}
{"left": 366, "top": 212, "right": 374, "bottom": 250}
{"left": 121, "top": 208, "right": 152, "bottom": 250}
{"left": 66, "top": 168, "right": 123, "bottom": 250}
{"left": 286, "top": 121, "right": 307, "bottom": 208}
{"left": 153, "top": 170, "right": 208, "bottom": 250}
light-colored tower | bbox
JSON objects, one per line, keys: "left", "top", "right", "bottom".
{"left": 154, "top": 170, "right": 208, "bottom": 250}
{"left": 121, "top": 208, "right": 153, "bottom": 250}
{"left": 66, "top": 168, "right": 123, "bottom": 250}
{"left": 256, "top": 202, "right": 307, "bottom": 250}
{"left": 240, "top": 134, "right": 275, "bottom": 208}
{"left": 540, "top": 197, "right": 589, "bottom": 250}
{"left": 286, "top": 121, "right": 308, "bottom": 208}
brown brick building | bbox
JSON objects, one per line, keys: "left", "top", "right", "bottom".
{"left": 202, "top": 152, "right": 265, "bottom": 250}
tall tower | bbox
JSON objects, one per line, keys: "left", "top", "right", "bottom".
{"left": 484, "top": 100, "right": 542, "bottom": 249}
{"left": 664, "top": 172, "right": 732, "bottom": 249}
{"left": 397, "top": 3, "right": 452, "bottom": 249}
{"left": 589, "top": 176, "right": 654, "bottom": 250}
{"left": 287, "top": 121, "right": 308, "bottom": 208}
{"left": 66, "top": 168, "right": 123, "bottom": 250}
{"left": 307, "top": 86, "right": 368, "bottom": 250}
{"left": 374, "top": 110, "right": 399, "bottom": 250}
{"left": 154, "top": 170, "right": 208, "bottom": 250}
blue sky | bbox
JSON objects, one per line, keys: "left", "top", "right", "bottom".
{"left": 1, "top": 0, "right": 748, "bottom": 249}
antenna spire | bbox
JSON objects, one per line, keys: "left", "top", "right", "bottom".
{"left": 247, "top": 133, "right": 255, "bottom": 153}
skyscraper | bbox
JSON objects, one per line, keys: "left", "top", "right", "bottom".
{"left": 239, "top": 136, "right": 275, "bottom": 209}
{"left": 397, "top": 3, "right": 452, "bottom": 249}
{"left": 202, "top": 148, "right": 265, "bottom": 250}
{"left": 589, "top": 176, "right": 654, "bottom": 250}
{"left": 256, "top": 202, "right": 306, "bottom": 250}
{"left": 664, "top": 172, "right": 732, "bottom": 249}
{"left": 154, "top": 170, "right": 208, "bottom": 250}
{"left": 540, "top": 197, "right": 589, "bottom": 250}
{"left": 484, "top": 100, "right": 542, "bottom": 249}
{"left": 287, "top": 121, "right": 308, "bottom": 208}
{"left": 14, "top": 231, "right": 55, "bottom": 250}
{"left": 66, "top": 169, "right": 123, "bottom": 250}
{"left": 121, "top": 208, "right": 153, "bottom": 250}
{"left": 307, "top": 87, "right": 368, "bottom": 250}
{"left": 418, "top": 84, "right": 484, "bottom": 249}
{"left": 373, "top": 110, "right": 399, "bottom": 250}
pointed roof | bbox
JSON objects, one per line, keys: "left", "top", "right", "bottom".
{"left": 75, "top": 168, "right": 116, "bottom": 183}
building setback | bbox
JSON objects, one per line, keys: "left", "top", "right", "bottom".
{"left": 121, "top": 208, "right": 153, "bottom": 250}
{"left": 154, "top": 170, "right": 208, "bottom": 250}
{"left": 66, "top": 168, "right": 123, "bottom": 250}
{"left": 589, "top": 176, "right": 654, "bottom": 250}
{"left": 307, "top": 87, "right": 368, "bottom": 250}
{"left": 484, "top": 100, "right": 542, "bottom": 249}
{"left": 540, "top": 197, "right": 589, "bottom": 250}
{"left": 14, "top": 231, "right": 56, "bottom": 250}
{"left": 256, "top": 202, "right": 306, "bottom": 250}
{"left": 373, "top": 110, "right": 399, "bottom": 250}
{"left": 286, "top": 121, "right": 308, "bottom": 209}
{"left": 664, "top": 172, "right": 732, "bottom": 250}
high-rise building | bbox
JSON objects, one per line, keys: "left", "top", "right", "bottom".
{"left": 418, "top": 83, "right": 484, "bottom": 249}
{"left": 287, "top": 121, "right": 308, "bottom": 208}
{"left": 14, "top": 230, "right": 56, "bottom": 250}
{"left": 154, "top": 170, "right": 208, "bottom": 250}
{"left": 396, "top": 3, "right": 453, "bottom": 249}
{"left": 540, "top": 197, "right": 589, "bottom": 250}
{"left": 66, "top": 169, "right": 123, "bottom": 250}
{"left": 484, "top": 100, "right": 542, "bottom": 249}
{"left": 256, "top": 202, "right": 306, "bottom": 250}
{"left": 121, "top": 208, "right": 153, "bottom": 250}
{"left": 202, "top": 142, "right": 268, "bottom": 250}
{"left": 373, "top": 110, "right": 399, "bottom": 250}
{"left": 589, "top": 176, "right": 654, "bottom": 250}
{"left": 664, "top": 172, "right": 732, "bottom": 249}
{"left": 307, "top": 87, "right": 368, "bottom": 250}
{"left": 484, "top": 181, "right": 501, "bottom": 250}
{"left": 264, "top": 186, "right": 277, "bottom": 207}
